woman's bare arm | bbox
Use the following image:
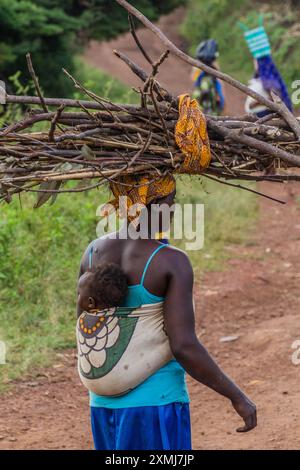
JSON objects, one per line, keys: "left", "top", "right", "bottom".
{"left": 163, "top": 250, "right": 257, "bottom": 432}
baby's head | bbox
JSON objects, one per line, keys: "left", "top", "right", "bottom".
{"left": 78, "top": 262, "right": 128, "bottom": 312}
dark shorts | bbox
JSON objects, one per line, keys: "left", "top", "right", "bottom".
{"left": 90, "top": 402, "right": 192, "bottom": 450}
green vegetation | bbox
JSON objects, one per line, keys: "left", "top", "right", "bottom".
{"left": 181, "top": 0, "right": 300, "bottom": 87}
{"left": 0, "top": 0, "right": 80, "bottom": 97}
{"left": 0, "top": 0, "right": 183, "bottom": 97}
{"left": 81, "top": 0, "right": 185, "bottom": 40}
{"left": 175, "top": 176, "right": 257, "bottom": 271}
{"left": 0, "top": 190, "right": 106, "bottom": 390}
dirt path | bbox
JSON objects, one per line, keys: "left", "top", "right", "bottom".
{"left": 1, "top": 9, "right": 299, "bottom": 450}
{"left": 83, "top": 7, "right": 245, "bottom": 114}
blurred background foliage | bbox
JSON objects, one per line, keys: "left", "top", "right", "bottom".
{"left": 181, "top": 0, "right": 300, "bottom": 87}
{"left": 0, "top": 0, "right": 184, "bottom": 96}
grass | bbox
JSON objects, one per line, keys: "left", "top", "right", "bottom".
{"left": 174, "top": 176, "right": 258, "bottom": 271}
{"left": 0, "top": 188, "right": 108, "bottom": 390}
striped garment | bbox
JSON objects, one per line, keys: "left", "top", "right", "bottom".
{"left": 244, "top": 26, "right": 271, "bottom": 59}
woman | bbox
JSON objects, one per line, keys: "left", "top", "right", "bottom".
{"left": 243, "top": 20, "right": 292, "bottom": 117}
{"left": 77, "top": 175, "right": 257, "bottom": 451}
{"left": 245, "top": 57, "right": 293, "bottom": 118}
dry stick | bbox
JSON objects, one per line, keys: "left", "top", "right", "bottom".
{"left": 0, "top": 112, "right": 54, "bottom": 136}
{"left": 3, "top": 154, "right": 179, "bottom": 184}
{"left": 255, "top": 112, "right": 278, "bottom": 125}
{"left": 211, "top": 149, "right": 236, "bottom": 177}
{"left": 270, "top": 91, "right": 300, "bottom": 140}
{"left": 77, "top": 101, "right": 103, "bottom": 126}
{"left": 3, "top": 171, "right": 166, "bottom": 199}
{"left": 149, "top": 79, "right": 170, "bottom": 146}
{"left": 5, "top": 94, "right": 164, "bottom": 116}
{"left": 127, "top": 15, "right": 173, "bottom": 106}
{"left": 126, "top": 130, "right": 153, "bottom": 170}
{"left": 206, "top": 166, "right": 300, "bottom": 181}
{"left": 49, "top": 105, "right": 65, "bottom": 142}
{"left": 143, "top": 50, "right": 170, "bottom": 93}
{"left": 62, "top": 68, "right": 113, "bottom": 112}
{"left": 63, "top": 68, "right": 134, "bottom": 143}
{"left": 113, "top": 50, "right": 176, "bottom": 106}
{"left": 203, "top": 174, "right": 286, "bottom": 204}
{"left": 115, "top": 0, "right": 300, "bottom": 135}
{"left": 128, "top": 13, "right": 153, "bottom": 65}
{"left": 5, "top": 180, "right": 105, "bottom": 195}
{"left": 26, "top": 53, "right": 48, "bottom": 113}
{"left": 208, "top": 119, "right": 300, "bottom": 167}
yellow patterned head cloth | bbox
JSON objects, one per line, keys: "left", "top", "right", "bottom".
{"left": 101, "top": 174, "right": 176, "bottom": 222}
{"left": 175, "top": 93, "right": 211, "bottom": 173}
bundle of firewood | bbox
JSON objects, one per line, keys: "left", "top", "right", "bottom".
{"left": 0, "top": 0, "right": 299, "bottom": 206}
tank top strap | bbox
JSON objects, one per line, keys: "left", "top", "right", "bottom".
{"left": 140, "top": 243, "right": 168, "bottom": 286}
{"left": 88, "top": 243, "right": 94, "bottom": 269}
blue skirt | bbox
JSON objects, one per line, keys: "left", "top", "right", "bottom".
{"left": 91, "top": 403, "right": 192, "bottom": 450}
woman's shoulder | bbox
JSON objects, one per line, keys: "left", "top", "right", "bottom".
{"left": 160, "top": 244, "right": 192, "bottom": 269}
{"left": 88, "top": 232, "right": 121, "bottom": 251}
{"left": 80, "top": 234, "right": 125, "bottom": 272}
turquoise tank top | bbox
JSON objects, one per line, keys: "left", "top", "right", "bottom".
{"left": 89, "top": 242, "right": 190, "bottom": 408}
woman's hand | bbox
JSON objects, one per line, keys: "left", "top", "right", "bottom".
{"left": 231, "top": 394, "right": 257, "bottom": 432}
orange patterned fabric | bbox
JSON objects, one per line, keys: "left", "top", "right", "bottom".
{"left": 175, "top": 93, "right": 211, "bottom": 174}
{"left": 101, "top": 174, "right": 176, "bottom": 222}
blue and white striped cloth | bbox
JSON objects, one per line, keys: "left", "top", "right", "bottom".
{"left": 244, "top": 26, "right": 271, "bottom": 59}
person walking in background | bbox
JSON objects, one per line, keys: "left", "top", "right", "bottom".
{"left": 241, "top": 16, "right": 293, "bottom": 118}
{"left": 191, "top": 39, "right": 225, "bottom": 115}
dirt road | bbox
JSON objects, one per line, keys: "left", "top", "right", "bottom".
{"left": 83, "top": 7, "right": 245, "bottom": 114}
{"left": 1, "top": 8, "right": 299, "bottom": 450}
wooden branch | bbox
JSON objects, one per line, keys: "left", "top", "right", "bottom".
{"left": 128, "top": 13, "right": 153, "bottom": 65}
{"left": 203, "top": 174, "right": 286, "bottom": 204}
{"left": 208, "top": 119, "right": 300, "bottom": 167}
{"left": 49, "top": 105, "right": 65, "bottom": 142}
{"left": 270, "top": 91, "right": 300, "bottom": 141}
{"left": 1, "top": 38, "right": 300, "bottom": 206}
{"left": 26, "top": 53, "right": 48, "bottom": 113}
{"left": 113, "top": 49, "right": 176, "bottom": 105}
{"left": 5, "top": 94, "right": 160, "bottom": 114}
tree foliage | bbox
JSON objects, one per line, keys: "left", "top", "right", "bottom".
{"left": 0, "top": 0, "right": 184, "bottom": 97}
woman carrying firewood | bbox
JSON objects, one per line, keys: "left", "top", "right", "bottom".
{"left": 76, "top": 173, "right": 257, "bottom": 451}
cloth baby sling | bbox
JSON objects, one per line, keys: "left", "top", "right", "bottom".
{"left": 76, "top": 243, "right": 173, "bottom": 396}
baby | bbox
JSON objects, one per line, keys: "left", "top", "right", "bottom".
{"left": 76, "top": 261, "right": 172, "bottom": 397}
{"left": 77, "top": 262, "right": 128, "bottom": 313}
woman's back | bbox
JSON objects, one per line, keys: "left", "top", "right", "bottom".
{"left": 82, "top": 237, "right": 189, "bottom": 408}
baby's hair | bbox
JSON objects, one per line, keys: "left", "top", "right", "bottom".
{"left": 87, "top": 262, "right": 128, "bottom": 308}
